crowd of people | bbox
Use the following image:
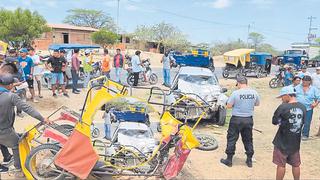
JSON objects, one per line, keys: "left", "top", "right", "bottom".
{"left": 0, "top": 46, "right": 176, "bottom": 176}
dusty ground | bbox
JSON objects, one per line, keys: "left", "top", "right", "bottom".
{"left": 2, "top": 56, "right": 320, "bottom": 179}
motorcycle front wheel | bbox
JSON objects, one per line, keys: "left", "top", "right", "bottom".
{"left": 149, "top": 73, "right": 158, "bottom": 85}
{"left": 269, "top": 78, "right": 279, "bottom": 88}
{"left": 126, "top": 74, "right": 134, "bottom": 86}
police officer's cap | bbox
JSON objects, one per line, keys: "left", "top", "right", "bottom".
{"left": 236, "top": 75, "right": 247, "bottom": 85}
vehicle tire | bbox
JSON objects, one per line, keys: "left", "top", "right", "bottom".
{"left": 269, "top": 78, "right": 279, "bottom": 88}
{"left": 149, "top": 73, "right": 158, "bottom": 85}
{"left": 216, "top": 106, "right": 226, "bottom": 126}
{"left": 195, "top": 134, "right": 218, "bottom": 151}
{"left": 91, "top": 127, "right": 100, "bottom": 138}
{"left": 127, "top": 74, "right": 134, "bottom": 86}
{"left": 222, "top": 69, "right": 229, "bottom": 78}
{"left": 256, "top": 71, "right": 262, "bottom": 78}
{"left": 25, "top": 144, "right": 75, "bottom": 180}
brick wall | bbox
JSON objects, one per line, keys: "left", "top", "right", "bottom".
{"left": 34, "top": 28, "right": 95, "bottom": 50}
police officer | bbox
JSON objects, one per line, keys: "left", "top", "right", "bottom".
{"left": 220, "top": 76, "right": 260, "bottom": 168}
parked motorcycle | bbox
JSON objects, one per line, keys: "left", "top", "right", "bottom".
{"left": 269, "top": 67, "right": 285, "bottom": 88}
{"left": 126, "top": 58, "right": 158, "bottom": 86}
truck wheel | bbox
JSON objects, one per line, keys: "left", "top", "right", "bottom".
{"left": 216, "top": 106, "right": 226, "bottom": 126}
{"left": 222, "top": 69, "right": 229, "bottom": 78}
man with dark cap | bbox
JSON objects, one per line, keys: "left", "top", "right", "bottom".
{"left": 295, "top": 75, "right": 320, "bottom": 140}
{"left": 220, "top": 76, "right": 260, "bottom": 168}
{"left": 0, "top": 74, "right": 49, "bottom": 175}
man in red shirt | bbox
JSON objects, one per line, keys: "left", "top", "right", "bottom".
{"left": 113, "top": 49, "right": 124, "bottom": 83}
{"left": 71, "top": 49, "right": 80, "bottom": 94}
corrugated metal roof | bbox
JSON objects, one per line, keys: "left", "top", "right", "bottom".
{"left": 48, "top": 23, "right": 99, "bottom": 32}
{"left": 223, "top": 48, "right": 255, "bottom": 57}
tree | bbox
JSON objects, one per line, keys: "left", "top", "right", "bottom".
{"left": 91, "top": 30, "right": 119, "bottom": 47}
{"left": 151, "top": 22, "right": 176, "bottom": 52}
{"left": 64, "top": 9, "right": 116, "bottom": 32}
{"left": 163, "top": 31, "right": 190, "bottom": 52}
{"left": 0, "top": 8, "right": 50, "bottom": 48}
{"left": 256, "top": 43, "right": 281, "bottom": 56}
{"left": 211, "top": 39, "right": 247, "bottom": 55}
{"left": 248, "top": 32, "right": 265, "bottom": 49}
{"left": 133, "top": 22, "right": 190, "bottom": 52}
{"left": 133, "top": 25, "right": 153, "bottom": 49}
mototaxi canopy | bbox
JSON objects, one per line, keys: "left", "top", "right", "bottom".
{"left": 223, "top": 48, "right": 255, "bottom": 67}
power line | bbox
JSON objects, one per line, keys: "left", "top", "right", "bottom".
{"left": 125, "top": 0, "right": 305, "bottom": 42}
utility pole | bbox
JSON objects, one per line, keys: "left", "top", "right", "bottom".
{"left": 117, "top": 0, "right": 120, "bottom": 34}
{"left": 307, "top": 16, "right": 317, "bottom": 44}
{"left": 247, "top": 24, "right": 251, "bottom": 48}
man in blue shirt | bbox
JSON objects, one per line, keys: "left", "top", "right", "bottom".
{"left": 131, "top": 51, "right": 142, "bottom": 86}
{"left": 295, "top": 75, "right": 320, "bottom": 140}
{"left": 220, "top": 76, "right": 260, "bottom": 168}
{"left": 284, "top": 67, "right": 293, "bottom": 86}
{"left": 18, "top": 48, "right": 37, "bottom": 103}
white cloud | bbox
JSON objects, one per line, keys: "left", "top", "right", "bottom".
{"left": 250, "top": 0, "right": 274, "bottom": 5}
{"left": 125, "top": 4, "right": 139, "bottom": 11}
{"left": 211, "top": 0, "right": 231, "bottom": 9}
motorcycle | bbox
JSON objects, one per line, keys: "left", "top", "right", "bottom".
{"left": 269, "top": 67, "right": 285, "bottom": 88}
{"left": 126, "top": 58, "right": 158, "bottom": 86}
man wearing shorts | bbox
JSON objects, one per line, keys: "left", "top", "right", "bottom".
{"left": 18, "top": 48, "right": 37, "bottom": 103}
{"left": 46, "top": 50, "right": 69, "bottom": 98}
{"left": 28, "top": 47, "right": 43, "bottom": 98}
{"left": 272, "top": 86, "right": 306, "bottom": 180}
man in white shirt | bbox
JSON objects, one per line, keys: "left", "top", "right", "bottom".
{"left": 131, "top": 51, "right": 142, "bottom": 86}
{"left": 28, "top": 47, "right": 43, "bottom": 98}
{"left": 312, "top": 67, "right": 320, "bottom": 137}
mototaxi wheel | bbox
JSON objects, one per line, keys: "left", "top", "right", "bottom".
{"left": 25, "top": 144, "right": 75, "bottom": 180}
{"left": 195, "top": 134, "right": 218, "bottom": 151}
{"left": 222, "top": 69, "right": 229, "bottom": 78}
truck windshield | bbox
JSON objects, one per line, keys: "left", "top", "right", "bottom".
{"left": 286, "top": 50, "right": 302, "bottom": 55}
{"left": 179, "top": 74, "right": 217, "bottom": 85}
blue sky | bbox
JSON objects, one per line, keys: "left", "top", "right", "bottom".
{"left": 1, "top": 0, "right": 319, "bottom": 50}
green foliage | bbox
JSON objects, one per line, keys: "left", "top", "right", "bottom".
{"left": 64, "top": 9, "right": 116, "bottom": 32}
{"left": 248, "top": 32, "right": 265, "bottom": 49}
{"left": 256, "top": 43, "right": 281, "bottom": 56}
{"left": 211, "top": 39, "right": 247, "bottom": 55}
{"left": 133, "top": 22, "right": 190, "bottom": 52}
{"left": 91, "top": 30, "right": 119, "bottom": 47}
{"left": 133, "top": 25, "right": 153, "bottom": 42}
{"left": 0, "top": 8, "right": 50, "bottom": 48}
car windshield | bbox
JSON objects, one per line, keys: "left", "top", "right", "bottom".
{"left": 179, "top": 74, "right": 217, "bottom": 85}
